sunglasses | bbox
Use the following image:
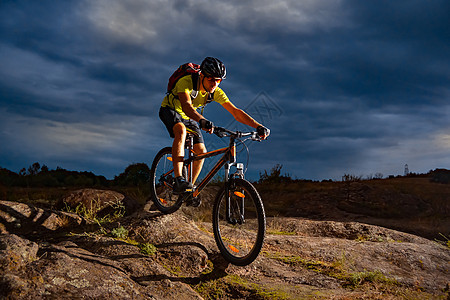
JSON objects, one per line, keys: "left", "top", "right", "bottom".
{"left": 206, "top": 76, "right": 222, "bottom": 84}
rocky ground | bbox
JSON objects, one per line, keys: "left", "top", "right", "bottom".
{"left": 0, "top": 187, "right": 449, "bottom": 299}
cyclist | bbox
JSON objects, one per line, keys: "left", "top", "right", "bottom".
{"left": 159, "top": 57, "right": 270, "bottom": 194}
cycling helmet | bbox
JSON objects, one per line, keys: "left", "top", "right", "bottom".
{"left": 200, "top": 57, "right": 226, "bottom": 79}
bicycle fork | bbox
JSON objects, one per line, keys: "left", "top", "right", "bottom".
{"left": 225, "top": 162, "right": 245, "bottom": 225}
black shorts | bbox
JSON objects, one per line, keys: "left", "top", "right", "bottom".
{"left": 159, "top": 106, "right": 204, "bottom": 144}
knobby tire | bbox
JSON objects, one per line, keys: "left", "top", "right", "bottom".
{"left": 212, "top": 178, "right": 266, "bottom": 266}
{"left": 150, "top": 147, "right": 182, "bottom": 214}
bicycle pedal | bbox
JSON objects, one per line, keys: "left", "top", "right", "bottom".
{"left": 173, "top": 188, "right": 192, "bottom": 195}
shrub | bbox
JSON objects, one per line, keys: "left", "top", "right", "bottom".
{"left": 258, "top": 164, "right": 292, "bottom": 184}
{"left": 139, "top": 243, "right": 157, "bottom": 256}
{"left": 430, "top": 169, "right": 450, "bottom": 184}
{"left": 110, "top": 226, "right": 129, "bottom": 239}
{"left": 113, "top": 163, "right": 151, "bottom": 186}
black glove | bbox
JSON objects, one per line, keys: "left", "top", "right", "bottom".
{"left": 199, "top": 118, "right": 214, "bottom": 130}
{"left": 257, "top": 125, "right": 270, "bottom": 138}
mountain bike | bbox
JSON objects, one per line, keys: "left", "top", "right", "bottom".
{"left": 150, "top": 126, "right": 266, "bottom": 266}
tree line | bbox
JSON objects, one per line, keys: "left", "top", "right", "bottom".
{"left": 0, "top": 162, "right": 151, "bottom": 188}
{"left": 1, "top": 162, "right": 448, "bottom": 188}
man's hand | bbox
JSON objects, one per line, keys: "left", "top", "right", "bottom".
{"left": 199, "top": 118, "right": 214, "bottom": 134}
{"left": 257, "top": 125, "right": 270, "bottom": 140}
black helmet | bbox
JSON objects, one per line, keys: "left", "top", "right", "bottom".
{"left": 200, "top": 57, "right": 226, "bottom": 79}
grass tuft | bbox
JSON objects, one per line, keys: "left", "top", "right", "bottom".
{"left": 138, "top": 242, "right": 157, "bottom": 256}
{"left": 434, "top": 233, "right": 450, "bottom": 249}
{"left": 267, "top": 252, "right": 400, "bottom": 290}
{"left": 110, "top": 225, "right": 129, "bottom": 239}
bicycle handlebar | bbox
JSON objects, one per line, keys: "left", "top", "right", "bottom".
{"left": 213, "top": 126, "right": 262, "bottom": 141}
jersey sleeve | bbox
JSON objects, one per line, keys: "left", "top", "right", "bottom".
{"left": 213, "top": 87, "right": 230, "bottom": 105}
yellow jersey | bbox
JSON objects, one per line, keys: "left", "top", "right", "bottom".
{"left": 161, "top": 75, "right": 230, "bottom": 120}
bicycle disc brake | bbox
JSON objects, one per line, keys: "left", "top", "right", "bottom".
{"left": 183, "top": 192, "right": 201, "bottom": 207}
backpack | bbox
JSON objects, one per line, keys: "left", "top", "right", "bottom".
{"left": 166, "top": 63, "right": 214, "bottom": 110}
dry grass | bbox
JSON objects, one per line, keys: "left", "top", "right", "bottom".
{"left": 370, "top": 177, "right": 450, "bottom": 216}
{"left": 257, "top": 176, "right": 449, "bottom": 240}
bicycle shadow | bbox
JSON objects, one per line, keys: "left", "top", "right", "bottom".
{"left": 131, "top": 207, "right": 232, "bottom": 284}
{"left": 0, "top": 201, "right": 85, "bottom": 238}
{"left": 132, "top": 242, "right": 230, "bottom": 285}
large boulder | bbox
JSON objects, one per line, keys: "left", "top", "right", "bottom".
{"left": 0, "top": 234, "right": 38, "bottom": 273}
{"left": 60, "top": 189, "right": 141, "bottom": 218}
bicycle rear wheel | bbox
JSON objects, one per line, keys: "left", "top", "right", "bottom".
{"left": 212, "top": 178, "right": 266, "bottom": 266}
{"left": 150, "top": 147, "right": 182, "bottom": 214}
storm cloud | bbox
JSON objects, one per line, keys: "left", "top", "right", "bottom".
{"left": 0, "top": 0, "right": 449, "bottom": 180}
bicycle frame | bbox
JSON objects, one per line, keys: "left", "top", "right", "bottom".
{"left": 151, "top": 126, "right": 265, "bottom": 265}
{"left": 184, "top": 132, "right": 240, "bottom": 198}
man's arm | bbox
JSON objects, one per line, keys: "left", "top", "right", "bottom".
{"left": 221, "top": 101, "right": 261, "bottom": 128}
{"left": 178, "top": 92, "right": 214, "bottom": 132}
{"left": 178, "top": 92, "right": 203, "bottom": 122}
{"left": 222, "top": 101, "right": 270, "bottom": 139}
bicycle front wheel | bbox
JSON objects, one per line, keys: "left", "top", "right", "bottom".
{"left": 150, "top": 147, "right": 182, "bottom": 214}
{"left": 212, "top": 178, "right": 266, "bottom": 266}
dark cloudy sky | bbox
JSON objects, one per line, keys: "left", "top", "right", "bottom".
{"left": 1, "top": 0, "right": 449, "bottom": 180}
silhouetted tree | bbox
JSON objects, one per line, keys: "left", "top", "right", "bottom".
{"left": 258, "top": 164, "right": 292, "bottom": 184}
{"left": 430, "top": 169, "right": 450, "bottom": 184}
{"left": 341, "top": 174, "right": 362, "bottom": 182}
{"left": 374, "top": 173, "right": 384, "bottom": 179}
{"left": 0, "top": 167, "right": 21, "bottom": 186}
{"left": 0, "top": 164, "right": 110, "bottom": 188}
{"left": 114, "top": 163, "right": 151, "bottom": 186}
{"left": 27, "top": 162, "right": 41, "bottom": 175}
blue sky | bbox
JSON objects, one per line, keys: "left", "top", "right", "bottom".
{"left": 0, "top": 0, "right": 449, "bottom": 181}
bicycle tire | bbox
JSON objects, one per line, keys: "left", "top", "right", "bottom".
{"left": 150, "top": 147, "right": 183, "bottom": 214}
{"left": 212, "top": 178, "right": 266, "bottom": 266}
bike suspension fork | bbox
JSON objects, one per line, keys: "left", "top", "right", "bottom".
{"left": 224, "top": 162, "right": 245, "bottom": 224}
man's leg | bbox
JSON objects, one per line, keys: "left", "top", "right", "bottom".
{"left": 171, "top": 122, "right": 194, "bottom": 194}
{"left": 172, "top": 122, "right": 186, "bottom": 178}
{"left": 192, "top": 143, "right": 207, "bottom": 184}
